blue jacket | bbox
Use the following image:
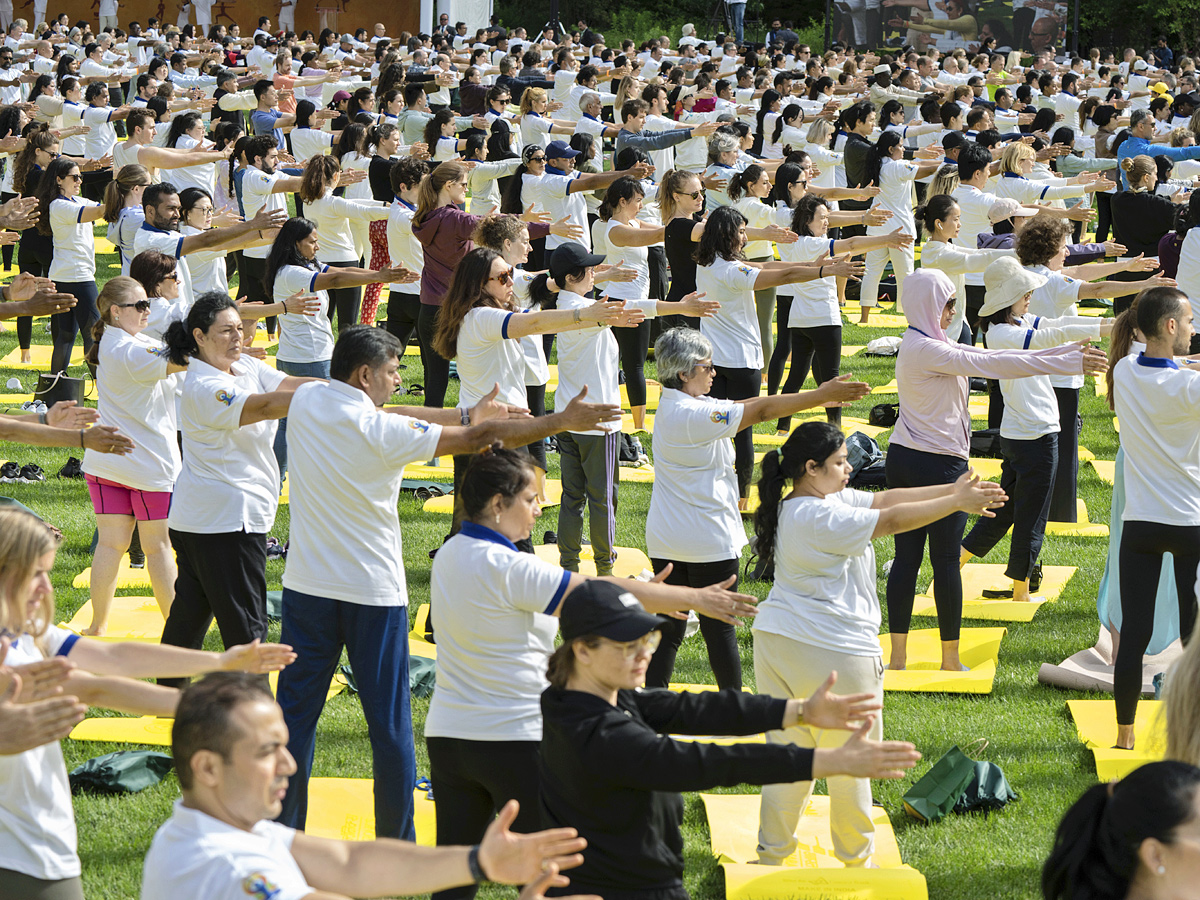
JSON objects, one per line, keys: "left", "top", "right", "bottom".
{"left": 1116, "top": 135, "right": 1200, "bottom": 188}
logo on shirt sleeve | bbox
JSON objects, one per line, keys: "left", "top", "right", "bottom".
{"left": 215, "top": 389, "right": 236, "bottom": 407}
{"left": 737, "top": 265, "right": 755, "bottom": 275}
{"left": 146, "top": 346, "right": 168, "bottom": 357}
{"left": 710, "top": 409, "right": 731, "bottom": 425}
{"left": 408, "top": 419, "right": 431, "bottom": 433}
{"left": 242, "top": 874, "right": 281, "bottom": 900}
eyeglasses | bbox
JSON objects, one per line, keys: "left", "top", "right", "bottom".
{"left": 675, "top": 189, "right": 704, "bottom": 199}
{"left": 194, "top": 206, "right": 213, "bottom": 215}
{"left": 161, "top": 273, "right": 179, "bottom": 282}
{"left": 528, "top": 154, "right": 546, "bottom": 162}
{"left": 45, "top": 151, "right": 60, "bottom": 159}
{"left": 489, "top": 270, "right": 514, "bottom": 286}
{"left": 116, "top": 299, "right": 152, "bottom": 312}
{"left": 64, "top": 172, "right": 81, "bottom": 181}
{"left": 692, "top": 362, "right": 716, "bottom": 373}
{"left": 603, "top": 631, "right": 662, "bottom": 658}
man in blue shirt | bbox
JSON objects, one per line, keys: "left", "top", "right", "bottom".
{"left": 249, "top": 79, "right": 335, "bottom": 151}
{"left": 1117, "top": 109, "right": 1200, "bottom": 188}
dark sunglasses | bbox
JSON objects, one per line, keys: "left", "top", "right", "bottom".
{"left": 675, "top": 189, "right": 704, "bottom": 199}
{"left": 489, "top": 270, "right": 514, "bottom": 286}
{"left": 116, "top": 299, "right": 152, "bottom": 312}
{"left": 528, "top": 154, "right": 546, "bottom": 162}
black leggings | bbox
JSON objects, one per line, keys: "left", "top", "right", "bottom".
{"left": 417, "top": 303, "right": 451, "bottom": 410}
{"left": 884, "top": 443, "right": 968, "bottom": 641}
{"left": 16, "top": 226, "right": 51, "bottom": 352}
{"left": 526, "top": 383, "right": 547, "bottom": 471}
{"left": 1114, "top": 520, "right": 1200, "bottom": 724}
{"left": 0, "top": 190, "right": 15, "bottom": 270}
{"left": 50, "top": 280, "right": 99, "bottom": 373}
{"left": 765, "top": 295, "right": 792, "bottom": 395}
{"left": 1049, "top": 387, "right": 1080, "bottom": 522}
{"left": 645, "top": 556, "right": 742, "bottom": 690}
{"left": 710, "top": 365, "right": 759, "bottom": 497}
{"left": 385, "top": 290, "right": 422, "bottom": 354}
{"left": 238, "top": 255, "right": 276, "bottom": 337}
{"left": 426, "top": 737, "right": 542, "bottom": 900}
{"left": 1095, "top": 190, "right": 1113, "bottom": 243}
{"left": 777, "top": 324, "right": 842, "bottom": 432}
{"left": 614, "top": 319, "right": 651, "bottom": 407}
{"left": 325, "top": 259, "right": 363, "bottom": 333}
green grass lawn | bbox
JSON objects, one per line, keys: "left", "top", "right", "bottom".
{"left": 0, "top": 229, "right": 1123, "bottom": 900}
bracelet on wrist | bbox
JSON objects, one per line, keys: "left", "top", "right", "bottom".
{"left": 467, "top": 845, "right": 486, "bottom": 883}
{"left": 79, "top": 427, "right": 84, "bottom": 448}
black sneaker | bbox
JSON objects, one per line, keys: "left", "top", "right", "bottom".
{"left": 18, "top": 464, "right": 44, "bottom": 484}
{"left": 0, "top": 461, "right": 18, "bottom": 483}
{"left": 543, "top": 530, "right": 558, "bottom": 545}
{"left": 1029, "top": 562, "right": 1043, "bottom": 593}
{"left": 128, "top": 550, "right": 146, "bottom": 568}
{"left": 58, "top": 457, "right": 84, "bottom": 479}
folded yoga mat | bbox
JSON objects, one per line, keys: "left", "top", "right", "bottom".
{"left": 1090, "top": 459, "right": 1116, "bottom": 485}
{"left": 71, "top": 555, "right": 177, "bottom": 590}
{"left": 60, "top": 595, "right": 174, "bottom": 642}
{"left": 879, "top": 627, "right": 1007, "bottom": 694}
{"left": 913, "top": 564, "right": 1076, "bottom": 623}
{"left": 305, "top": 778, "right": 436, "bottom": 845}
{"left": 1068, "top": 698, "right": 1166, "bottom": 780}
{"left": 534, "top": 543, "right": 652, "bottom": 578}
{"left": 69, "top": 672, "right": 347, "bottom": 746}
{"left": 0, "top": 344, "right": 84, "bottom": 369}
{"left": 1039, "top": 627, "right": 1181, "bottom": 697}
{"left": 422, "top": 478, "right": 561, "bottom": 514}
{"left": 411, "top": 603, "right": 431, "bottom": 641}
{"left": 701, "top": 794, "right": 928, "bottom": 899}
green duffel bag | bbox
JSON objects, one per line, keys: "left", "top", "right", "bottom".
{"left": 902, "top": 742, "right": 982, "bottom": 823}
{"left": 69, "top": 750, "right": 173, "bottom": 795}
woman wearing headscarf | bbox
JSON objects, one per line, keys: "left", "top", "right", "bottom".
{"left": 884, "top": 269, "right": 1106, "bottom": 672}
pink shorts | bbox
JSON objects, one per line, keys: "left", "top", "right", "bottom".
{"left": 85, "top": 474, "right": 172, "bottom": 521}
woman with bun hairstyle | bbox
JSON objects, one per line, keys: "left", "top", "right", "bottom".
{"left": 1112, "top": 154, "right": 1191, "bottom": 259}
{"left": 1042, "top": 761, "right": 1200, "bottom": 900}
{"left": 884, "top": 269, "right": 1108, "bottom": 673}
{"left": 751, "top": 421, "right": 1002, "bottom": 868}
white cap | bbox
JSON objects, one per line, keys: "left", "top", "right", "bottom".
{"left": 874, "top": 64, "right": 890, "bottom": 75}
{"left": 1134, "top": 59, "right": 1149, "bottom": 71}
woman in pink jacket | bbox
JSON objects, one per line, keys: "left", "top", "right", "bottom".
{"left": 884, "top": 269, "right": 1107, "bottom": 672}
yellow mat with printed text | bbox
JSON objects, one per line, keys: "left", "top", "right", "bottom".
{"left": 1068, "top": 699, "right": 1166, "bottom": 780}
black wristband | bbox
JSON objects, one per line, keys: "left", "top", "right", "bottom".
{"left": 467, "top": 845, "right": 486, "bottom": 883}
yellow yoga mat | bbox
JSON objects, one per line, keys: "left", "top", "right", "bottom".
{"left": 620, "top": 463, "right": 656, "bottom": 483}
{"left": 621, "top": 412, "right": 654, "bottom": 434}
{"left": 879, "top": 628, "right": 1007, "bottom": 694}
{"left": 701, "top": 794, "right": 928, "bottom": 899}
{"left": 305, "top": 778, "right": 437, "bottom": 845}
{"left": 94, "top": 236, "right": 116, "bottom": 255}
{"left": 400, "top": 460, "right": 454, "bottom": 481}
{"left": 1095, "top": 378, "right": 1107, "bottom": 397}
{"left": 966, "top": 457, "right": 1003, "bottom": 480}
{"left": 621, "top": 381, "right": 661, "bottom": 410}
{"left": 533, "top": 543, "right": 652, "bottom": 578}
{"left": 841, "top": 344, "right": 866, "bottom": 357}
{"left": 71, "top": 555, "right": 177, "bottom": 590}
{"left": 411, "top": 603, "right": 431, "bottom": 640}
{"left": 0, "top": 344, "right": 84, "bottom": 369}
{"left": 850, "top": 314, "right": 910, "bottom": 329}
{"left": 0, "top": 393, "right": 35, "bottom": 404}
{"left": 870, "top": 380, "right": 901, "bottom": 395}
{"left": 423, "top": 479, "right": 562, "bottom": 514}
{"left": 1067, "top": 699, "right": 1166, "bottom": 780}
{"left": 70, "top": 673, "right": 346, "bottom": 746}
{"left": 59, "top": 595, "right": 174, "bottom": 643}
{"left": 914, "top": 564, "right": 1076, "bottom": 623}
{"left": 1091, "top": 459, "right": 1116, "bottom": 485}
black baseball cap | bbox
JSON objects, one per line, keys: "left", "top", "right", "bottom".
{"left": 548, "top": 242, "right": 605, "bottom": 283}
{"left": 559, "top": 581, "right": 663, "bottom": 642}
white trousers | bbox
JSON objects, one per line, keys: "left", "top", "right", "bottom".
{"left": 753, "top": 631, "right": 884, "bottom": 867}
{"left": 860, "top": 243, "right": 914, "bottom": 312}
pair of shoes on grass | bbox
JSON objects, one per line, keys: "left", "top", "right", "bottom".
{"left": 0, "top": 461, "right": 44, "bottom": 483}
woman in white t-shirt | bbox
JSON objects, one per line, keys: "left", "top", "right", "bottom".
{"left": 164, "top": 112, "right": 218, "bottom": 196}
{"left": 289, "top": 100, "right": 336, "bottom": 165}
{"left": 0, "top": 507, "right": 296, "bottom": 900}
{"left": 423, "top": 108, "right": 470, "bottom": 162}
{"left": 750, "top": 421, "right": 1003, "bottom": 868}
{"left": 431, "top": 246, "right": 629, "bottom": 543}
{"left": 693, "top": 205, "right": 863, "bottom": 506}
{"left": 643, "top": 326, "right": 869, "bottom": 690}
{"left": 776, "top": 195, "right": 912, "bottom": 433}
{"left": 297, "top": 154, "right": 392, "bottom": 331}
{"left": 857, "top": 131, "right": 942, "bottom": 324}
{"left": 179, "top": 186, "right": 246, "bottom": 297}
{"left": 263, "top": 215, "right": 416, "bottom": 475}
{"left": 464, "top": 132, "right": 522, "bottom": 218}
{"left": 961, "top": 258, "right": 1114, "bottom": 602}
{"left": 80, "top": 277, "right": 188, "bottom": 636}
{"left": 426, "top": 446, "right": 759, "bottom": 894}
{"left": 36, "top": 156, "right": 106, "bottom": 373}
{"left": 103, "top": 162, "right": 152, "bottom": 275}
{"left": 729, "top": 164, "right": 785, "bottom": 373}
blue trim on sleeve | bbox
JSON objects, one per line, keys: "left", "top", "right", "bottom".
{"left": 57, "top": 633, "right": 80, "bottom": 657}
{"left": 828, "top": 239, "right": 835, "bottom": 255}
{"left": 1033, "top": 316, "right": 1042, "bottom": 328}
{"left": 545, "top": 569, "right": 571, "bottom": 615}
{"left": 76, "top": 206, "right": 85, "bottom": 223}
{"left": 1022, "top": 329, "right": 1034, "bottom": 349}
{"left": 175, "top": 236, "right": 185, "bottom": 259}
{"left": 309, "top": 271, "right": 320, "bottom": 292}
{"left": 1040, "top": 186, "right": 1049, "bottom": 200}
{"left": 501, "top": 311, "right": 515, "bottom": 339}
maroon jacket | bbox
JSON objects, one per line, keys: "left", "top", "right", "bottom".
{"left": 412, "top": 205, "right": 550, "bottom": 306}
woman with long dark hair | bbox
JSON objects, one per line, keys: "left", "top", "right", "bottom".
{"left": 163, "top": 111, "right": 217, "bottom": 196}
{"left": 262, "top": 215, "right": 416, "bottom": 475}
{"left": 751, "top": 421, "right": 999, "bottom": 868}
{"left": 360, "top": 124, "right": 406, "bottom": 326}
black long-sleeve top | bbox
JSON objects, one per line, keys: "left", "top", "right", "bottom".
{"left": 841, "top": 131, "right": 873, "bottom": 212}
{"left": 1110, "top": 189, "right": 1185, "bottom": 256}
{"left": 538, "top": 687, "right": 814, "bottom": 896}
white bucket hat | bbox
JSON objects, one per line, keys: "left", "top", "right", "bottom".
{"left": 979, "top": 257, "right": 1048, "bottom": 317}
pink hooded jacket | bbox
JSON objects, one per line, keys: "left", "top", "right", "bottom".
{"left": 892, "top": 269, "right": 1086, "bottom": 459}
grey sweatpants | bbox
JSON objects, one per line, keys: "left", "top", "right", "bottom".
{"left": 557, "top": 430, "right": 619, "bottom": 575}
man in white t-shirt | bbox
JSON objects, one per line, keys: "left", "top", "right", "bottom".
{"left": 114, "top": 108, "right": 227, "bottom": 180}
{"left": 275, "top": 326, "right": 622, "bottom": 841}
{"left": 239, "top": 134, "right": 304, "bottom": 309}
{"left": 143, "top": 671, "right": 593, "bottom": 900}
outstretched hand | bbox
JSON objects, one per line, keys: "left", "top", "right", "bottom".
{"left": 800, "top": 671, "right": 883, "bottom": 730}
{"left": 477, "top": 800, "right": 588, "bottom": 885}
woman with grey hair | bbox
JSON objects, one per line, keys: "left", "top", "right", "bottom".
{"left": 642, "top": 326, "right": 870, "bottom": 690}
{"left": 703, "top": 131, "right": 743, "bottom": 211}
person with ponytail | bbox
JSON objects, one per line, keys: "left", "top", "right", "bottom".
{"left": 414, "top": 159, "right": 566, "bottom": 411}
{"left": 884, "top": 269, "right": 1108, "bottom": 673}
{"left": 103, "top": 163, "right": 152, "bottom": 274}
{"left": 163, "top": 111, "right": 217, "bottom": 196}
{"left": 297, "top": 154, "right": 392, "bottom": 331}
{"left": 754, "top": 88, "right": 782, "bottom": 157}
{"left": 359, "top": 124, "right": 406, "bottom": 327}
{"left": 423, "top": 108, "right": 469, "bottom": 162}
{"left": 80, "top": 276, "right": 188, "bottom": 636}
{"left": 1042, "top": 761, "right": 1200, "bottom": 900}
{"left": 776, "top": 195, "right": 912, "bottom": 434}
{"left": 158, "top": 292, "right": 322, "bottom": 683}
{"left": 729, "top": 164, "right": 785, "bottom": 373}
{"left": 643, "top": 327, "right": 869, "bottom": 691}
{"left": 765, "top": 103, "right": 804, "bottom": 161}
{"left": 856, "top": 130, "right": 942, "bottom": 324}
{"left": 752, "top": 421, "right": 1002, "bottom": 868}
{"left": 465, "top": 129, "right": 523, "bottom": 219}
